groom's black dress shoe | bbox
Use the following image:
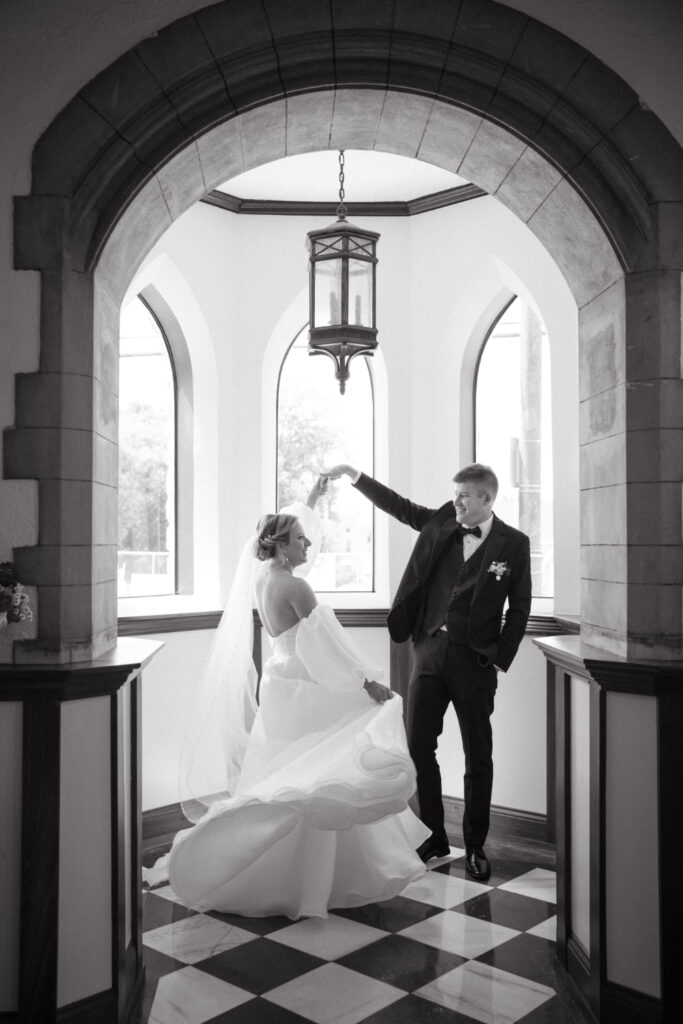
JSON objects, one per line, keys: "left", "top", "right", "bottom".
{"left": 465, "top": 847, "right": 491, "bottom": 881}
{"left": 417, "top": 833, "right": 450, "bottom": 863}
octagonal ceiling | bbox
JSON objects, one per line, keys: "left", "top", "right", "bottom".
{"left": 216, "top": 150, "right": 469, "bottom": 203}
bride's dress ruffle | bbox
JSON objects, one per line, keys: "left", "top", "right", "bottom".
{"left": 166, "top": 605, "right": 428, "bottom": 918}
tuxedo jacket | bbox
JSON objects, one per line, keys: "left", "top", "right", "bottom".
{"left": 354, "top": 473, "right": 532, "bottom": 672}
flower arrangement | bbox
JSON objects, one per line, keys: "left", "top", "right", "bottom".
{"left": 487, "top": 560, "right": 511, "bottom": 581}
{"left": 0, "top": 562, "right": 33, "bottom": 627}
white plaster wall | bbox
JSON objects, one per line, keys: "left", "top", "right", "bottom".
{"left": 605, "top": 692, "right": 660, "bottom": 997}
{"left": 58, "top": 696, "right": 112, "bottom": 1007}
{"left": 439, "top": 636, "right": 548, "bottom": 814}
{"left": 141, "top": 628, "right": 215, "bottom": 811}
{"left": 133, "top": 193, "right": 576, "bottom": 816}
{"left": 129, "top": 197, "right": 578, "bottom": 609}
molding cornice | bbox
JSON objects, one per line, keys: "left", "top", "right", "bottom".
{"left": 535, "top": 634, "right": 683, "bottom": 692}
{"left": 118, "top": 610, "right": 574, "bottom": 637}
{"left": 201, "top": 183, "right": 487, "bottom": 218}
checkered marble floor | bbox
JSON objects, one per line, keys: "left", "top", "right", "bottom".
{"left": 137, "top": 848, "right": 589, "bottom": 1024}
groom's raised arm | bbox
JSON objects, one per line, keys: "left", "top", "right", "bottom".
{"left": 324, "top": 465, "right": 435, "bottom": 533}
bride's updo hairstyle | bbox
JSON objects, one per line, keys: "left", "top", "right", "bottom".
{"left": 255, "top": 513, "right": 299, "bottom": 562}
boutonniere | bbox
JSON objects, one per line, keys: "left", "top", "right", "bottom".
{"left": 0, "top": 562, "right": 33, "bottom": 627}
{"left": 488, "top": 561, "right": 511, "bottom": 581}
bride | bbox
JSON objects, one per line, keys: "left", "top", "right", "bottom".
{"left": 164, "top": 479, "right": 428, "bottom": 919}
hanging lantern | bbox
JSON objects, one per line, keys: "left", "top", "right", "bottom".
{"left": 306, "top": 151, "right": 380, "bottom": 394}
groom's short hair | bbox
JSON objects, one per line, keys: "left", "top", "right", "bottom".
{"left": 453, "top": 463, "right": 499, "bottom": 500}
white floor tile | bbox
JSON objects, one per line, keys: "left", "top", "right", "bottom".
{"left": 416, "top": 959, "right": 555, "bottom": 1024}
{"left": 528, "top": 915, "right": 557, "bottom": 941}
{"left": 269, "top": 913, "right": 387, "bottom": 960}
{"left": 149, "top": 966, "right": 253, "bottom": 1024}
{"left": 143, "top": 913, "right": 256, "bottom": 964}
{"left": 264, "top": 962, "right": 404, "bottom": 1024}
{"left": 498, "top": 868, "right": 557, "bottom": 904}
{"left": 400, "top": 909, "right": 520, "bottom": 958}
{"left": 401, "top": 870, "right": 491, "bottom": 909}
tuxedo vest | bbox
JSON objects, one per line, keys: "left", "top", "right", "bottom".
{"left": 422, "top": 528, "right": 489, "bottom": 641}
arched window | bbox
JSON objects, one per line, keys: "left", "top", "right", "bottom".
{"left": 118, "top": 296, "right": 176, "bottom": 597}
{"left": 475, "top": 296, "right": 554, "bottom": 599}
{"left": 277, "top": 328, "right": 374, "bottom": 592}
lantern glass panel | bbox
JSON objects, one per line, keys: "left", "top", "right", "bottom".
{"left": 313, "top": 258, "right": 342, "bottom": 327}
{"left": 348, "top": 259, "right": 373, "bottom": 327}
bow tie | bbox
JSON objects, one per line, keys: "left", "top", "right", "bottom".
{"left": 455, "top": 523, "right": 482, "bottom": 539}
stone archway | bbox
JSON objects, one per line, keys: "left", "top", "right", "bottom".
{"left": 7, "top": 0, "right": 683, "bottom": 662}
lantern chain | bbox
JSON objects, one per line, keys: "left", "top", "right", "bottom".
{"left": 336, "top": 149, "right": 347, "bottom": 219}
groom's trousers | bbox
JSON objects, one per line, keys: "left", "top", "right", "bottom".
{"left": 406, "top": 632, "right": 497, "bottom": 851}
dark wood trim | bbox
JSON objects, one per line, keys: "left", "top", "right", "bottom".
{"left": 118, "top": 607, "right": 390, "bottom": 636}
{"left": 0, "top": 639, "right": 164, "bottom": 699}
{"left": 555, "top": 668, "right": 570, "bottom": 964}
{"left": 142, "top": 802, "right": 188, "bottom": 840}
{"left": 201, "top": 183, "right": 487, "bottom": 219}
{"left": 144, "top": 796, "right": 550, "bottom": 857}
{"left": 55, "top": 989, "right": 116, "bottom": 1024}
{"left": 131, "top": 677, "right": 144, "bottom": 988}
{"left": 111, "top": 689, "right": 125, "bottom": 1013}
{"left": 19, "top": 698, "right": 60, "bottom": 1023}
{"left": 537, "top": 638, "right": 681, "bottom": 1024}
{"left": 334, "top": 609, "right": 388, "bottom": 627}
{"left": 118, "top": 609, "right": 575, "bottom": 637}
{"left": 590, "top": 674, "right": 605, "bottom": 1018}
{"left": 657, "top": 687, "right": 683, "bottom": 1021}
{"left": 1, "top": 643, "right": 161, "bottom": 1024}
{"left": 117, "top": 611, "right": 222, "bottom": 635}
{"left": 443, "top": 795, "right": 549, "bottom": 846}
{"left": 545, "top": 660, "right": 556, "bottom": 844}
{"left": 602, "top": 982, "right": 663, "bottom": 1024}
{"left": 565, "top": 937, "right": 594, "bottom": 1022}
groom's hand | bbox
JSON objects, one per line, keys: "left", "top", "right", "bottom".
{"left": 364, "top": 680, "right": 393, "bottom": 703}
{"left": 323, "top": 464, "right": 357, "bottom": 480}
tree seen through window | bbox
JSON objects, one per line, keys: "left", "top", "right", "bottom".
{"left": 277, "top": 329, "right": 374, "bottom": 592}
{"left": 118, "top": 297, "right": 176, "bottom": 597}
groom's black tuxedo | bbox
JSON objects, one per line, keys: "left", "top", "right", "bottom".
{"left": 353, "top": 472, "right": 532, "bottom": 850}
{"left": 354, "top": 473, "right": 531, "bottom": 670}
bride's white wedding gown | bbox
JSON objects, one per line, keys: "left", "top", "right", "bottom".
{"left": 167, "top": 604, "right": 429, "bottom": 919}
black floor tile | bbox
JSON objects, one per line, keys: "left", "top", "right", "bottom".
{"left": 142, "top": 890, "right": 196, "bottom": 931}
{"left": 338, "top": 933, "right": 466, "bottom": 991}
{"left": 475, "top": 931, "right": 562, "bottom": 984}
{"left": 435, "top": 856, "right": 542, "bottom": 887}
{"left": 362, "top": 992, "right": 482, "bottom": 1023}
{"left": 140, "top": 943, "right": 186, "bottom": 982}
{"left": 206, "top": 997, "right": 312, "bottom": 1023}
{"left": 460, "top": 888, "right": 555, "bottom": 931}
{"left": 518, "top": 992, "right": 588, "bottom": 1024}
{"left": 195, "top": 936, "right": 325, "bottom": 994}
{"left": 331, "top": 893, "right": 444, "bottom": 932}
{"left": 206, "top": 907, "right": 294, "bottom": 936}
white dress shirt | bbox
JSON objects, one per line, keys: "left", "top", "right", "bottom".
{"left": 461, "top": 513, "right": 493, "bottom": 560}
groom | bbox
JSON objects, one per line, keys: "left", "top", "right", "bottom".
{"left": 324, "top": 463, "right": 531, "bottom": 880}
